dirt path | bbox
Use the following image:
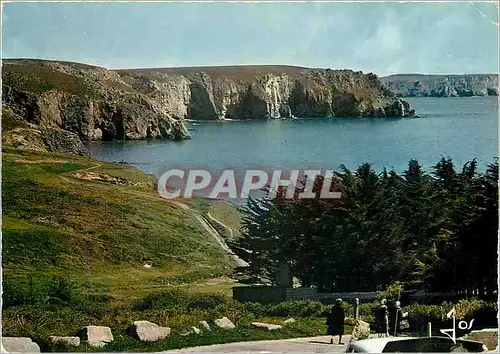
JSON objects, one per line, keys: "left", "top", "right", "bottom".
{"left": 169, "top": 201, "right": 248, "bottom": 268}
{"left": 162, "top": 335, "right": 351, "bottom": 353}
{"left": 207, "top": 212, "right": 234, "bottom": 239}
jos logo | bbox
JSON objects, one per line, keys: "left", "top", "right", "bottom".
{"left": 440, "top": 307, "right": 475, "bottom": 344}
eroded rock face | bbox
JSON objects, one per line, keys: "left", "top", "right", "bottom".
{"left": 2, "top": 60, "right": 191, "bottom": 150}
{"left": 120, "top": 67, "right": 415, "bottom": 120}
{"left": 381, "top": 74, "right": 499, "bottom": 97}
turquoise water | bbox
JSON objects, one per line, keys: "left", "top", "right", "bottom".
{"left": 90, "top": 97, "right": 498, "bottom": 177}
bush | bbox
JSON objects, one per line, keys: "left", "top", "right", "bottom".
{"left": 244, "top": 302, "right": 268, "bottom": 317}
{"left": 266, "top": 300, "right": 328, "bottom": 317}
{"left": 405, "top": 299, "right": 498, "bottom": 334}
{"left": 358, "top": 301, "right": 379, "bottom": 324}
{"left": 3, "top": 275, "right": 80, "bottom": 308}
{"left": 377, "top": 281, "right": 404, "bottom": 302}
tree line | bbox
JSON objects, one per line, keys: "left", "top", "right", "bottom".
{"left": 231, "top": 157, "right": 498, "bottom": 298}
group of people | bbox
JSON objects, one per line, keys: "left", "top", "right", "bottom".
{"left": 375, "top": 298, "right": 408, "bottom": 337}
{"left": 325, "top": 298, "right": 407, "bottom": 345}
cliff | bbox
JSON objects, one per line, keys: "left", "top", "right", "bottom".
{"left": 2, "top": 59, "right": 415, "bottom": 154}
{"left": 117, "top": 65, "right": 415, "bottom": 119}
{"left": 381, "top": 74, "right": 499, "bottom": 97}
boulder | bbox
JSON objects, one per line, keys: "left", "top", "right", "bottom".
{"left": 129, "top": 321, "right": 171, "bottom": 342}
{"left": 191, "top": 326, "right": 201, "bottom": 335}
{"left": 251, "top": 322, "right": 282, "bottom": 331}
{"left": 199, "top": 320, "right": 211, "bottom": 331}
{"left": 78, "top": 325, "right": 114, "bottom": 346}
{"left": 352, "top": 320, "right": 371, "bottom": 340}
{"left": 50, "top": 336, "right": 80, "bottom": 346}
{"left": 213, "top": 317, "right": 235, "bottom": 330}
{"left": 283, "top": 318, "right": 296, "bottom": 325}
{"left": 2, "top": 337, "right": 41, "bottom": 352}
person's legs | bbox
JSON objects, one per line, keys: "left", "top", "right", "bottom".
{"left": 330, "top": 336, "right": 333, "bottom": 344}
{"left": 338, "top": 334, "right": 343, "bottom": 345}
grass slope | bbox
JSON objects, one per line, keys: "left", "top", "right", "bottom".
{"left": 2, "top": 147, "right": 234, "bottom": 302}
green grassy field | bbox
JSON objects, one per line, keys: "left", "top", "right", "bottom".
{"left": 2, "top": 147, "right": 236, "bottom": 302}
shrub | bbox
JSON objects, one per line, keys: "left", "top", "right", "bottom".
{"left": 244, "top": 302, "right": 268, "bottom": 317}
{"left": 377, "top": 281, "right": 404, "bottom": 302}
{"left": 266, "top": 300, "right": 328, "bottom": 317}
{"left": 358, "top": 301, "right": 379, "bottom": 324}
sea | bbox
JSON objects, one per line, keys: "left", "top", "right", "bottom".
{"left": 90, "top": 97, "right": 498, "bottom": 182}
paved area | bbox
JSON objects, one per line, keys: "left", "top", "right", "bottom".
{"left": 164, "top": 335, "right": 351, "bottom": 353}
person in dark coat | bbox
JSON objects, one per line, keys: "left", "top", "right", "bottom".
{"left": 377, "top": 299, "right": 389, "bottom": 337}
{"left": 326, "top": 298, "right": 345, "bottom": 344}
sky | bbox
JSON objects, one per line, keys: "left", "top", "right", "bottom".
{"left": 2, "top": 2, "right": 499, "bottom": 76}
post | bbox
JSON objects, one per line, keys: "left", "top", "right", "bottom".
{"left": 355, "top": 298, "right": 359, "bottom": 320}
{"left": 428, "top": 322, "right": 432, "bottom": 337}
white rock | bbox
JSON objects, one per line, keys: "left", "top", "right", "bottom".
{"left": 191, "top": 326, "right": 201, "bottom": 335}
{"left": 199, "top": 320, "right": 211, "bottom": 331}
{"left": 78, "top": 325, "right": 114, "bottom": 344}
{"left": 50, "top": 336, "right": 80, "bottom": 346}
{"left": 2, "top": 338, "right": 41, "bottom": 353}
{"left": 252, "top": 322, "right": 282, "bottom": 331}
{"left": 88, "top": 341, "right": 106, "bottom": 348}
{"left": 214, "top": 317, "right": 235, "bottom": 330}
{"left": 283, "top": 318, "right": 296, "bottom": 325}
{"left": 131, "top": 320, "right": 171, "bottom": 341}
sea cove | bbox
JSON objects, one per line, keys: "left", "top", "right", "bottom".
{"left": 90, "top": 97, "right": 499, "bottom": 178}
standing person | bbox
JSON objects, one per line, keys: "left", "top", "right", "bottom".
{"left": 377, "top": 299, "right": 389, "bottom": 337}
{"left": 390, "top": 300, "right": 404, "bottom": 336}
{"left": 326, "top": 298, "right": 345, "bottom": 344}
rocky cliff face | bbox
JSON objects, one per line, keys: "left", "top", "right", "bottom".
{"left": 118, "top": 66, "right": 415, "bottom": 119}
{"left": 2, "top": 59, "right": 414, "bottom": 154}
{"left": 381, "top": 74, "right": 499, "bottom": 97}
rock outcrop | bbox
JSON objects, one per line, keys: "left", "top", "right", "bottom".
{"left": 119, "top": 66, "right": 415, "bottom": 119}
{"left": 381, "top": 74, "right": 499, "bottom": 97}
{"left": 2, "top": 59, "right": 416, "bottom": 154}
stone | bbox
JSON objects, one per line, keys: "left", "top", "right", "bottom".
{"left": 283, "top": 318, "right": 296, "bottom": 325}
{"left": 130, "top": 320, "right": 171, "bottom": 342}
{"left": 352, "top": 320, "right": 371, "bottom": 340}
{"left": 88, "top": 341, "right": 106, "bottom": 348}
{"left": 78, "top": 325, "right": 114, "bottom": 344}
{"left": 191, "top": 326, "right": 201, "bottom": 335}
{"left": 214, "top": 316, "right": 235, "bottom": 330}
{"left": 50, "top": 336, "right": 81, "bottom": 346}
{"left": 199, "top": 320, "right": 211, "bottom": 331}
{"left": 251, "top": 322, "right": 282, "bottom": 331}
{"left": 2, "top": 337, "right": 41, "bottom": 352}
